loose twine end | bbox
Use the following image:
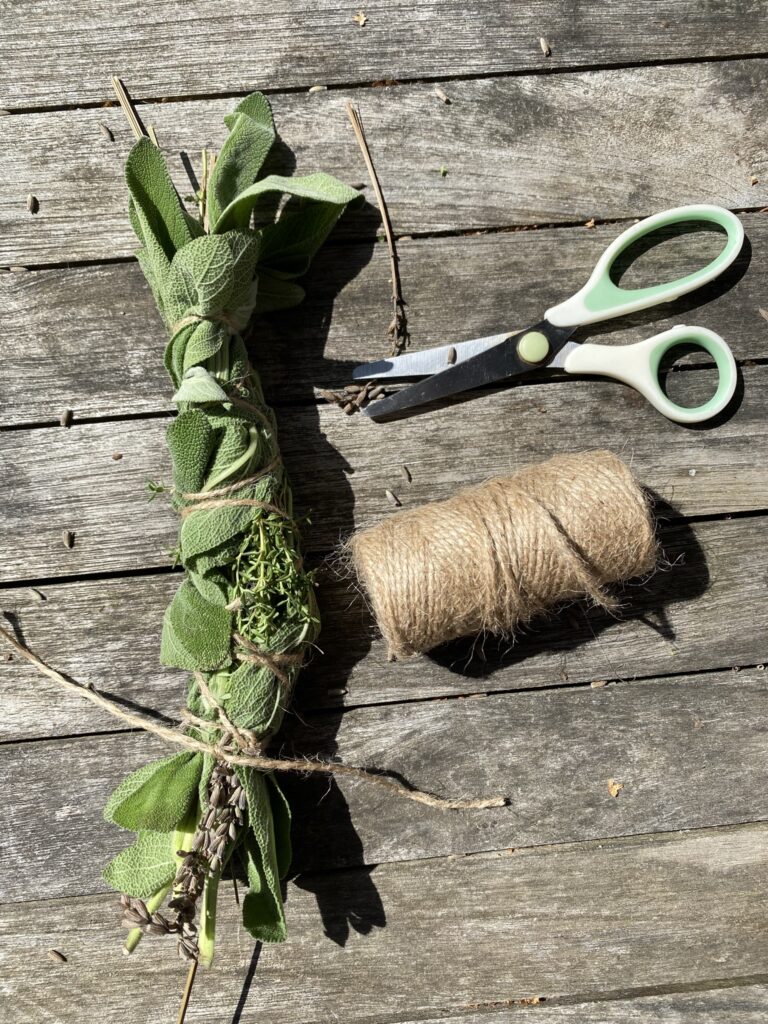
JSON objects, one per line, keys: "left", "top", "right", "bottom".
{"left": 0, "top": 622, "right": 507, "bottom": 812}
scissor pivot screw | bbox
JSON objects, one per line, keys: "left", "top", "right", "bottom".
{"left": 517, "top": 331, "right": 551, "bottom": 364}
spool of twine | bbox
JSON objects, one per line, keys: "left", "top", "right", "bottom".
{"left": 346, "top": 450, "right": 657, "bottom": 659}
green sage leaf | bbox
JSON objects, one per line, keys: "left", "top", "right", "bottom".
{"left": 258, "top": 196, "right": 356, "bottom": 280}
{"left": 255, "top": 272, "right": 306, "bottom": 314}
{"left": 166, "top": 409, "right": 214, "bottom": 496}
{"left": 267, "top": 775, "right": 293, "bottom": 879}
{"left": 241, "top": 833, "right": 287, "bottom": 943}
{"left": 172, "top": 366, "right": 229, "bottom": 405}
{"left": 104, "top": 751, "right": 203, "bottom": 832}
{"left": 207, "top": 93, "right": 276, "bottom": 232}
{"left": 214, "top": 173, "right": 359, "bottom": 235}
{"left": 160, "top": 580, "right": 232, "bottom": 671}
{"left": 220, "top": 661, "right": 281, "bottom": 734}
{"left": 180, "top": 503, "right": 251, "bottom": 563}
{"left": 237, "top": 765, "right": 287, "bottom": 943}
{"left": 125, "top": 138, "right": 195, "bottom": 264}
{"left": 164, "top": 231, "right": 259, "bottom": 332}
{"left": 103, "top": 829, "right": 177, "bottom": 899}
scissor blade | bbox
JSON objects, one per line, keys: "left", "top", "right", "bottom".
{"left": 351, "top": 332, "right": 514, "bottom": 381}
{"left": 365, "top": 320, "right": 574, "bottom": 420}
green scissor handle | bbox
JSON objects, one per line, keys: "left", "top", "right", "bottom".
{"left": 562, "top": 325, "right": 737, "bottom": 424}
{"left": 546, "top": 205, "right": 744, "bottom": 328}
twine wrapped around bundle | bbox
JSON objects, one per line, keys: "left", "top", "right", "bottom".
{"left": 347, "top": 450, "right": 657, "bottom": 659}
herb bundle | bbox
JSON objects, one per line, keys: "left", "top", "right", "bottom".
{"left": 101, "top": 93, "right": 358, "bottom": 968}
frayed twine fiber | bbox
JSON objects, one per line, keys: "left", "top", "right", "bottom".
{"left": 346, "top": 450, "right": 657, "bottom": 659}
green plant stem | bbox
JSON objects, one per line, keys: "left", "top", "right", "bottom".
{"left": 123, "top": 883, "right": 172, "bottom": 955}
{"left": 198, "top": 869, "right": 221, "bottom": 967}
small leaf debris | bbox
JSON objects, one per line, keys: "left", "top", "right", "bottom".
{"left": 750, "top": 175, "right": 759, "bottom": 186}
{"left": 400, "top": 464, "right": 412, "bottom": 483}
{"left": 28, "top": 587, "right": 46, "bottom": 603}
{"left": 385, "top": 488, "right": 402, "bottom": 507}
{"left": 759, "top": 307, "right": 768, "bottom": 322}
{"left": 608, "top": 778, "right": 624, "bottom": 798}
{"left": 99, "top": 122, "right": 115, "bottom": 142}
{"left": 353, "top": 10, "right": 367, "bottom": 27}
{"left": 59, "top": 408, "right": 73, "bottom": 428}
{"left": 26, "top": 194, "right": 39, "bottom": 214}
{"left": 433, "top": 86, "right": 451, "bottom": 104}
{"left": 539, "top": 37, "right": 552, "bottom": 57}
{"left": 111, "top": 452, "right": 123, "bottom": 461}
{"left": 590, "top": 679, "right": 607, "bottom": 688}
{"left": 62, "top": 530, "right": 75, "bottom": 549}
{"left": 47, "top": 949, "right": 68, "bottom": 964}
{"left": 585, "top": 217, "right": 596, "bottom": 229}
{"left": 308, "top": 84, "right": 327, "bottom": 94}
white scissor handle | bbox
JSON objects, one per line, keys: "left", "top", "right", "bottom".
{"left": 562, "top": 325, "right": 737, "bottom": 424}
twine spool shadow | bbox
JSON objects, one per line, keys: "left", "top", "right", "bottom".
{"left": 346, "top": 451, "right": 657, "bottom": 660}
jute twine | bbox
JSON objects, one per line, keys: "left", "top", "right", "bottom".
{"left": 0, "top": 624, "right": 506, "bottom": 811}
{"left": 346, "top": 450, "right": 657, "bottom": 659}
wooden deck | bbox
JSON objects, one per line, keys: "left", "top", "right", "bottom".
{"left": 2, "top": 4, "right": 768, "bottom": 1021}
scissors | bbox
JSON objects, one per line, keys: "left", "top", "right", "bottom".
{"left": 352, "top": 204, "right": 742, "bottom": 425}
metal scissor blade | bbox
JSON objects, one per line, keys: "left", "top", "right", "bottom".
{"left": 364, "top": 320, "right": 574, "bottom": 420}
{"left": 351, "top": 332, "right": 514, "bottom": 381}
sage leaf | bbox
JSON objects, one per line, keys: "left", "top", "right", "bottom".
{"left": 180, "top": 503, "right": 252, "bottom": 562}
{"left": 166, "top": 409, "right": 214, "bottom": 496}
{"left": 267, "top": 775, "right": 293, "bottom": 879}
{"left": 237, "top": 768, "right": 288, "bottom": 944}
{"left": 160, "top": 580, "right": 232, "bottom": 671}
{"left": 164, "top": 232, "right": 259, "bottom": 330}
{"left": 125, "top": 138, "right": 195, "bottom": 264}
{"left": 207, "top": 93, "right": 276, "bottom": 232}
{"left": 221, "top": 661, "right": 281, "bottom": 733}
{"left": 254, "top": 272, "right": 306, "bottom": 314}
{"left": 187, "top": 568, "right": 231, "bottom": 607}
{"left": 258, "top": 196, "right": 357, "bottom": 280}
{"left": 172, "top": 366, "right": 229, "bottom": 405}
{"left": 102, "top": 829, "right": 177, "bottom": 899}
{"left": 104, "top": 751, "right": 203, "bottom": 832}
{"left": 214, "top": 173, "right": 359, "bottom": 235}
{"left": 242, "top": 833, "right": 287, "bottom": 943}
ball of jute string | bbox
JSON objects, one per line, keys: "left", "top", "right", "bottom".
{"left": 346, "top": 450, "right": 657, "bottom": 660}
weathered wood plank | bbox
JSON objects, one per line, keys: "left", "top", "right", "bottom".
{"left": 1, "top": 824, "right": 766, "bottom": 1023}
{"left": 2, "top": 667, "right": 767, "bottom": 900}
{"left": 3, "top": 214, "right": 764, "bottom": 426}
{"left": 399, "top": 986, "right": 768, "bottom": 1023}
{"left": 4, "top": 1, "right": 768, "bottom": 110}
{"left": 1, "top": 517, "right": 764, "bottom": 733}
{"left": 0, "top": 363, "right": 765, "bottom": 583}
{"left": 3, "top": 61, "right": 768, "bottom": 265}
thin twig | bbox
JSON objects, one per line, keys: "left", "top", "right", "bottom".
{"left": 0, "top": 622, "right": 506, "bottom": 811}
{"left": 345, "top": 103, "right": 410, "bottom": 357}
{"left": 177, "top": 959, "right": 198, "bottom": 1024}
{"left": 110, "top": 76, "right": 148, "bottom": 141}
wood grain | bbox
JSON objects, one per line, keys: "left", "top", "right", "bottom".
{"left": 0, "top": 361, "right": 765, "bottom": 583}
{"left": 397, "top": 986, "right": 768, "bottom": 1023}
{"left": 2, "top": 214, "right": 763, "bottom": 426}
{"left": 4, "top": 1, "right": 768, "bottom": 109}
{"left": 0, "top": 517, "right": 765, "bottom": 734}
{"left": 1, "top": 824, "right": 766, "bottom": 1023}
{"left": 3, "top": 61, "right": 768, "bottom": 265}
{"left": 2, "top": 666, "right": 767, "bottom": 900}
